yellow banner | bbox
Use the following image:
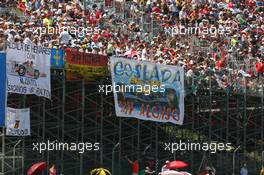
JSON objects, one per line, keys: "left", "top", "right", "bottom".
{"left": 65, "top": 63, "right": 107, "bottom": 77}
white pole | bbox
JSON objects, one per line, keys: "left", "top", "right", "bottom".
{"left": 13, "top": 140, "right": 21, "bottom": 175}
{"left": 232, "top": 145, "right": 240, "bottom": 175}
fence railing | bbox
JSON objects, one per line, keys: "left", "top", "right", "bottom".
{"left": 186, "top": 70, "right": 264, "bottom": 97}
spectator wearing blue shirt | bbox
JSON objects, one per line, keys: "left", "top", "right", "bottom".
{"left": 240, "top": 163, "right": 248, "bottom": 175}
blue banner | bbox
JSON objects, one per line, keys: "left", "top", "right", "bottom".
{"left": 110, "top": 57, "right": 185, "bottom": 125}
{"left": 256, "top": 1, "right": 264, "bottom": 6}
{"left": 50, "top": 48, "right": 64, "bottom": 68}
{"left": 0, "top": 52, "right": 6, "bottom": 127}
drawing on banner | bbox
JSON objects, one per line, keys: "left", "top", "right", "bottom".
{"left": 6, "top": 43, "right": 51, "bottom": 99}
{"left": 110, "top": 57, "right": 185, "bottom": 125}
{"left": 6, "top": 107, "right": 30, "bottom": 136}
{"left": 8, "top": 60, "right": 43, "bottom": 79}
{"left": 0, "top": 52, "right": 6, "bottom": 127}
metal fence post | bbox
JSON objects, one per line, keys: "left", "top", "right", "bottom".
{"left": 1, "top": 128, "right": 5, "bottom": 175}
{"left": 100, "top": 79, "right": 104, "bottom": 166}
{"left": 155, "top": 123, "right": 158, "bottom": 173}
{"left": 261, "top": 79, "right": 264, "bottom": 169}
{"left": 232, "top": 145, "right": 240, "bottom": 175}
{"left": 262, "top": 151, "right": 264, "bottom": 168}
{"left": 80, "top": 79, "right": 85, "bottom": 175}
{"left": 118, "top": 117, "right": 122, "bottom": 175}
{"left": 22, "top": 95, "right": 26, "bottom": 175}
{"left": 13, "top": 140, "right": 21, "bottom": 175}
{"left": 112, "top": 143, "right": 120, "bottom": 175}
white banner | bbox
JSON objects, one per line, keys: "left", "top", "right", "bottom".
{"left": 6, "top": 43, "right": 51, "bottom": 99}
{"left": 110, "top": 57, "right": 185, "bottom": 125}
{"left": 6, "top": 107, "right": 30, "bottom": 136}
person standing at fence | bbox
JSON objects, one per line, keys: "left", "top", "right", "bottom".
{"left": 161, "top": 160, "right": 170, "bottom": 172}
{"left": 260, "top": 167, "right": 264, "bottom": 175}
{"left": 205, "top": 166, "right": 216, "bottom": 175}
{"left": 49, "top": 164, "right": 57, "bottom": 175}
{"left": 240, "top": 163, "right": 248, "bottom": 175}
{"left": 145, "top": 166, "right": 155, "bottom": 175}
{"left": 126, "top": 156, "right": 139, "bottom": 175}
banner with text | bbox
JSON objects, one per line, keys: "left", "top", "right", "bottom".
{"left": 110, "top": 57, "right": 184, "bottom": 125}
{"left": 0, "top": 53, "right": 6, "bottom": 127}
{"left": 65, "top": 49, "right": 108, "bottom": 78}
{"left": 6, "top": 43, "right": 51, "bottom": 99}
{"left": 6, "top": 107, "right": 30, "bottom": 136}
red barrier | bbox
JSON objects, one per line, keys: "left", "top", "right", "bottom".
{"left": 65, "top": 48, "right": 108, "bottom": 67}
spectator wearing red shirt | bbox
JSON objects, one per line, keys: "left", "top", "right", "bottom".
{"left": 152, "top": 3, "right": 161, "bottom": 13}
{"left": 126, "top": 156, "right": 139, "bottom": 175}
{"left": 89, "top": 13, "right": 98, "bottom": 26}
{"left": 255, "top": 59, "right": 264, "bottom": 77}
{"left": 246, "top": 0, "right": 256, "bottom": 7}
{"left": 215, "top": 52, "right": 226, "bottom": 70}
{"left": 95, "top": 10, "right": 101, "bottom": 19}
{"left": 247, "top": 69, "right": 256, "bottom": 78}
{"left": 49, "top": 165, "right": 56, "bottom": 175}
{"left": 17, "top": 2, "right": 26, "bottom": 12}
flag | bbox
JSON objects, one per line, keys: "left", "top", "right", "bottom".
{"left": 0, "top": 52, "right": 6, "bottom": 127}
{"left": 51, "top": 48, "right": 64, "bottom": 68}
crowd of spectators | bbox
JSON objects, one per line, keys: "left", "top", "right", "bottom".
{"left": 0, "top": 0, "right": 263, "bottom": 94}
